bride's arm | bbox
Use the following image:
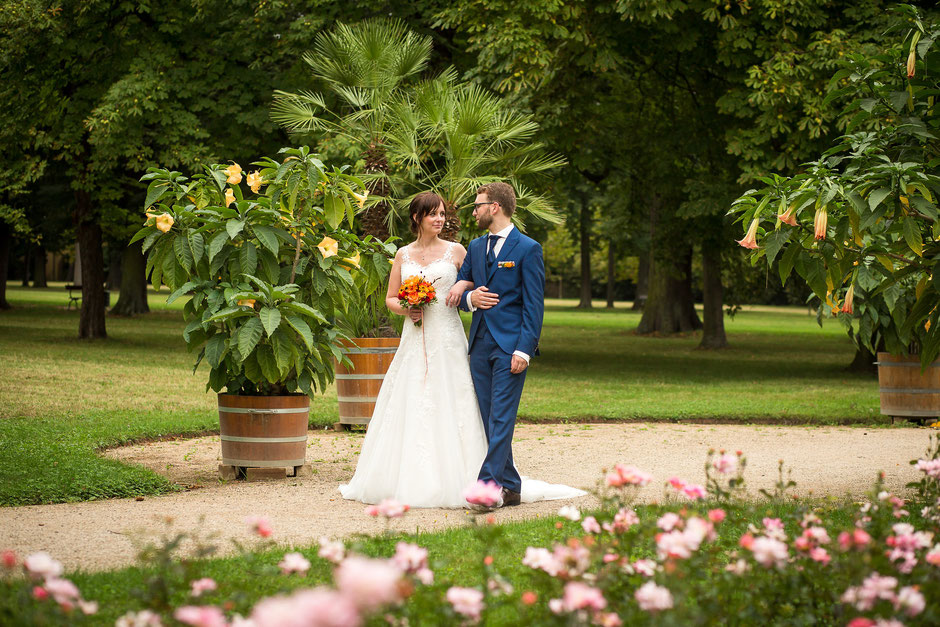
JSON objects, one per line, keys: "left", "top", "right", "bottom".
{"left": 445, "top": 244, "right": 473, "bottom": 307}
{"left": 385, "top": 249, "right": 422, "bottom": 323}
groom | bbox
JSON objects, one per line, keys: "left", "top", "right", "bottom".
{"left": 455, "top": 182, "right": 544, "bottom": 508}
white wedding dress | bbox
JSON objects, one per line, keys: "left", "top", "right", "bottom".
{"left": 339, "top": 243, "right": 585, "bottom": 508}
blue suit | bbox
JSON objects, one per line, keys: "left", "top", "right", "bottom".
{"left": 457, "top": 227, "right": 545, "bottom": 493}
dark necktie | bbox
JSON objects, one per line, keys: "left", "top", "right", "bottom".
{"left": 487, "top": 234, "right": 500, "bottom": 267}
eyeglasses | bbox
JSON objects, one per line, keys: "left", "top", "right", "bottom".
{"left": 471, "top": 202, "right": 497, "bottom": 210}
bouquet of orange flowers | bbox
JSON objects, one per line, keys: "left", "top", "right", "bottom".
{"left": 398, "top": 275, "right": 437, "bottom": 327}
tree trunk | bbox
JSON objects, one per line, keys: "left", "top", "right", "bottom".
{"left": 75, "top": 190, "right": 107, "bottom": 339}
{"left": 21, "top": 242, "right": 31, "bottom": 286}
{"left": 110, "top": 241, "right": 150, "bottom": 316}
{"left": 361, "top": 142, "right": 391, "bottom": 241}
{"left": 0, "top": 221, "right": 11, "bottom": 310}
{"left": 32, "top": 245, "right": 48, "bottom": 288}
{"left": 106, "top": 245, "right": 122, "bottom": 291}
{"left": 636, "top": 197, "right": 701, "bottom": 334}
{"left": 577, "top": 194, "right": 592, "bottom": 308}
{"left": 606, "top": 239, "right": 616, "bottom": 308}
{"left": 699, "top": 235, "right": 727, "bottom": 349}
{"left": 846, "top": 337, "right": 882, "bottom": 375}
{"left": 632, "top": 253, "right": 649, "bottom": 311}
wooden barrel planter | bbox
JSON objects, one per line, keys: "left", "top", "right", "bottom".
{"left": 217, "top": 394, "right": 309, "bottom": 479}
{"left": 876, "top": 352, "right": 940, "bottom": 422}
{"left": 334, "top": 338, "right": 399, "bottom": 429}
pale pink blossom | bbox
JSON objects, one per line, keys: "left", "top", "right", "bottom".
{"left": 606, "top": 464, "right": 653, "bottom": 487}
{"left": 555, "top": 581, "right": 607, "bottom": 612}
{"left": 635, "top": 581, "right": 674, "bottom": 612}
{"left": 657, "top": 513, "right": 682, "bottom": 531}
{"left": 915, "top": 458, "right": 940, "bottom": 479}
{"left": 925, "top": 544, "right": 940, "bottom": 565}
{"left": 809, "top": 547, "right": 831, "bottom": 564}
{"left": 335, "top": 556, "right": 404, "bottom": 612}
{"left": 392, "top": 542, "right": 428, "bottom": 573}
{"left": 667, "top": 477, "right": 686, "bottom": 491}
{"left": 115, "top": 609, "right": 164, "bottom": 627}
{"left": 713, "top": 453, "right": 738, "bottom": 474}
{"left": 553, "top": 543, "right": 592, "bottom": 577}
{"left": 365, "top": 499, "right": 409, "bottom": 519}
{"left": 839, "top": 528, "right": 872, "bottom": 550}
{"left": 633, "top": 559, "right": 657, "bottom": 577}
{"left": 603, "top": 553, "right": 620, "bottom": 563}
{"left": 684, "top": 517, "right": 716, "bottom": 545}
{"left": 23, "top": 552, "right": 63, "bottom": 579}
{"left": 228, "top": 615, "right": 255, "bottom": 627}
{"left": 762, "top": 517, "right": 784, "bottom": 532}
{"left": 446, "top": 587, "right": 484, "bottom": 621}
{"left": 463, "top": 480, "right": 503, "bottom": 507}
{"left": 174, "top": 606, "right": 227, "bottom": 627}
{"left": 190, "top": 578, "right": 218, "bottom": 597}
{"left": 1, "top": 550, "right": 16, "bottom": 569}
{"left": 581, "top": 516, "right": 601, "bottom": 534}
{"left": 841, "top": 572, "right": 898, "bottom": 611}
{"left": 245, "top": 516, "right": 273, "bottom": 538}
{"left": 318, "top": 537, "right": 345, "bottom": 564}
{"left": 602, "top": 508, "right": 640, "bottom": 534}
{"left": 557, "top": 506, "right": 581, "bottom": 521}
{"left": 251, "top": 587, "right": 360, "bottom": 627}
{"left": 43, "top": 577, "right": 80, "bottom": 607}
{"left": 750, "top": 536, "right": 789, "bottom": 569}
{"left": 522, "top": 547, "right": 563, "bottom": 577}
{"left": 78, "top": 600, "right": 99, "bottom": 615}
{"left": 32, "top": 586, "right": 48, "bottom": 601}
{"left": 415, "top": 568, "right": 434, "bottom": 585}
{"left": 278, "top": 552, "right": 311, "bottom": 575}
{"left": 656, "top": 531, "right": 694, "bottom": 560}
{"left": 681, "top": 484, "right": 707, "bottom": 499}
{"left": 595, "top": 612, "right": 623, "bottom": 627}
{"left": 725, "top": 558, "right": 748, "bottom": 575}
{"left": 895, "top": 585, "right": 925, "bottom": 616}
{"left": 708, "top": 509, "right": 726, "bottom": 523}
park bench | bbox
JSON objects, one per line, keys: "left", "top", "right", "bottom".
{"left": 65, "top": 284, "right": 110, "bottom": 309}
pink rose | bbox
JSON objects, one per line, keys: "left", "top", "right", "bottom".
{"left": 635, "top": 581, "right": 673, "bottom": 612}
{"left": 365, "top": 499, "right": 409, "bottom": 519}
{"left": 23, "top": 552, "right": 63, "bottom": 579}
{"left": 44, "top": 577, "right": 80, "bottom": 606}
{"left": 335, "top": 556, "right": 404, "bottom": 612}
{"left": 190, "top": 578, "right": 218, "bottom": 597}
{"left": 581, "top": 516, "right": 601, "bottom": 534}
{"left": 708, "top": 509, "right": 726, "bottom": 523}
{"left": 245, "top": 516, "right": 273, "bottom": 538}
{"left": 446, "top": 587, "right": 484, "bottom": 621}
{"left": 174, "top": 606, "right": 227, "bottom": 627}
{"left": 318, "top": 537, "right": 345, "bottom": 564}
{"left": 251, "top": 588, "right": 360, "bottom": 627}
{"left": 1, "top": 550, "right": 16, "bottom": 569}
{"left": 463, "top": 480, "right": 503, "bottom": 507}
{"left": 392, "top": 542, "right": 428, "bottom": 573}
{"left": 278, "top": 552, "right": 311, "bottom": 575}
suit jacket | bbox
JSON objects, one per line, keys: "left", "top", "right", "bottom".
{"left": 457, "top": 228, "right": 545, "bottom": 356}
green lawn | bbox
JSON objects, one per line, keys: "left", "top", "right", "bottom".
{"left": 0, "top": 284, "right": 880, "bottom": 505}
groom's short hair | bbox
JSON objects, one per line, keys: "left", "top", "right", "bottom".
{"left": 477, "top": 182, "right": 516, "bottom": 217}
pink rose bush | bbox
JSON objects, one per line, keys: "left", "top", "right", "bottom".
{"left": 4, "top": 441, "right": 940, "bottom": 625}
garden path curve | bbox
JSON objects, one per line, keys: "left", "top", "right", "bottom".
{"left": 0, "top": 423, "right": 933, "bottom": 573}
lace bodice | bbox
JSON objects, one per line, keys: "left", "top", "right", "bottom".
{"left": 400, "top": 242, "right": 460, "bottom": 324}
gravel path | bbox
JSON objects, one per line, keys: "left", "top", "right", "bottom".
{"left": 0, "top": 423, "right": 932, "bottom": 573}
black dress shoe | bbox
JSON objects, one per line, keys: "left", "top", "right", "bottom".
{"left": 501, "top": 487, "right": 521, "bottom": 507}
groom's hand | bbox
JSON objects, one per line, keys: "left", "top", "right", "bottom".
{"left": 510, "top": 355, "right": 528, "bottom": 374}
{"left": 471, "top": 286, "right": 499, "bottom": 309}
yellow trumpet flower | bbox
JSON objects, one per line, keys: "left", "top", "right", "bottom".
{"left": 317, "top": 236, "right": 339, "bottom": 259}
{"left": 225, "top": 163, "right": 243, "bottom": 185}
{"left": 224, "top": 188, "right": 236, "bottom": 208}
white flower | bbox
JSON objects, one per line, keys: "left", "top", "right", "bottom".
{"left": 557, "top": 506, "right": 580, "bottom": 521}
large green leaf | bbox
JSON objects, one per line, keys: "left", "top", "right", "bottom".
{"left": 763, "top": 230, "right": 790, "bottom": 266}
{"left": 256, "top": 345, "right": 280, "bottom": 382}
{"left": 173, "top": 235, "right": 194, "bottom": 273}
{"left": 239, "top": 241, "right": 258, "bottom": 276}
{"left": 902, "top": 216, "right": 923, "bottom": 256}
{"left": 207, "top": 231, "right": 229, "bottom": 263}
{"left": 226, "top": 219, "right": 245, "bottom": 239}
{"left": 260, "top": 307, "right": 282, "bottom": 337}
{"left": 205, "top": 334, "right": 228, "bottom": 368}
{"left": 285, "top": 301, "right": 328, "bottom": 323}
{"left": 238, "top": 317, "right": 264, "bottom": 357}
{"left": 253, "top": 225, "right": 280, "bottom": 256}
{"left": 188, "top": 231, "right": 205, "bottom": 264}
{"left": 285, "top": 314, "right": 314, "bottom": 351}
{"left": 323, "top": 193, "right": 344, "bottom": 228}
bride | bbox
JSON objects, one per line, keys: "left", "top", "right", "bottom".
{"left": 339, "top": 191, "right": 584, "bottom": 508}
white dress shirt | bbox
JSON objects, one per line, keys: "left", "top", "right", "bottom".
{"left": 465, "top": 225, "right": 530, "bottom": 364}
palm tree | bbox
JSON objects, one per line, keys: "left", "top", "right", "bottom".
{"left": 272, "top": 19, "right": 564, "bottom": 241}
{"left": 272, "top": 19, "right": 431, "bottom": 240}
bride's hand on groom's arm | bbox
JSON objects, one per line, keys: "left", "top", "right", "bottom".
{"left": 446, "top": 280, "right": 475, "bottom": 307}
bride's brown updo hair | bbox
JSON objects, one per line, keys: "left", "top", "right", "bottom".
{"left": 409, "top": 191, "right": 446, "bottom": 234}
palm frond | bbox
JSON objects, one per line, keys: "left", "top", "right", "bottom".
{"left": 270, "top": 90, "right": 332, "bottom": 133}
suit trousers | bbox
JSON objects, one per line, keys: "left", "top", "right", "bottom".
{"left": 469, "top": 321, "right": 525, "bottom": 493}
